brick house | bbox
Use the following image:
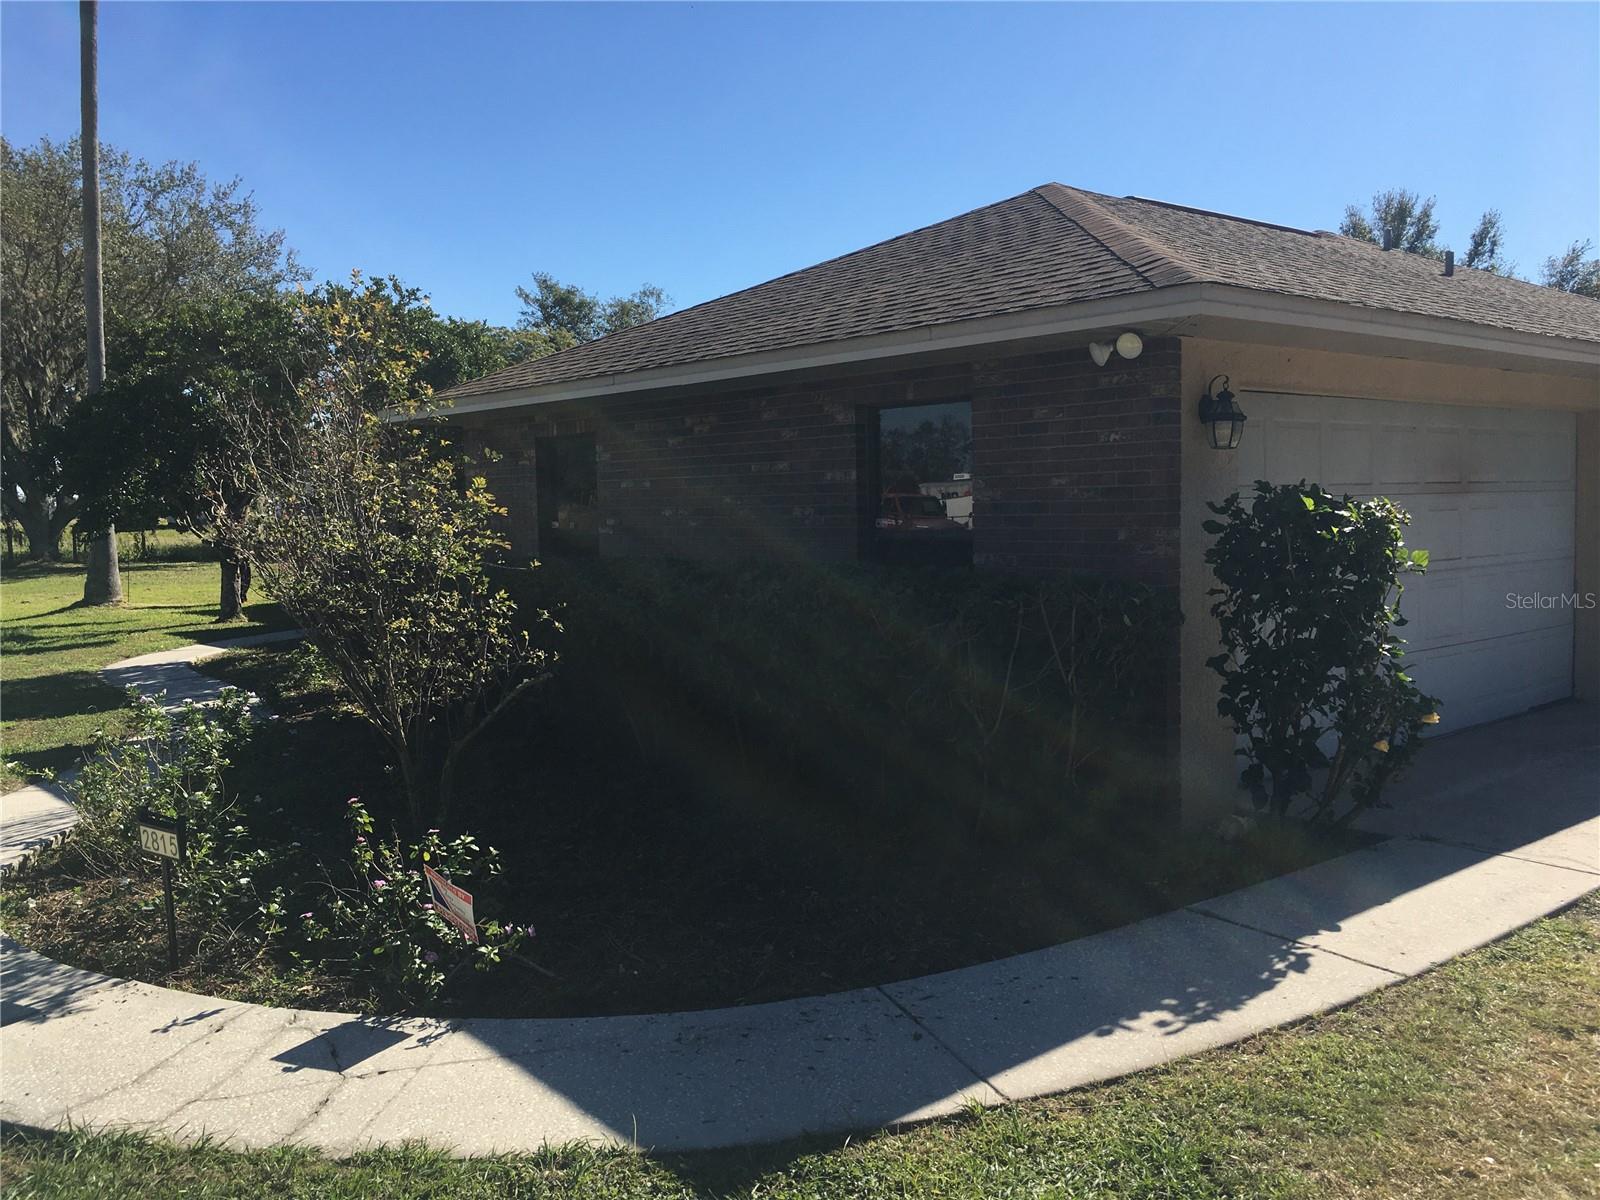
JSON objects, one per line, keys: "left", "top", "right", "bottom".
{"left": 441, "top": 184, "right": 1600, "bottom": 824}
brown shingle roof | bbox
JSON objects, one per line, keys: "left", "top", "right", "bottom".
{"left": 446, "top": 184, "right": 1600, "bottom": 400}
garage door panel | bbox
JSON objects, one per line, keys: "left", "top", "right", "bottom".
{"left": 1263, "top": 419, "right": 1321, "bottom": 482}
{"left": 1404, "top": 557, "right": 1576, "bottom": 653}
{"left": 1538, "top": 430, "right": 1575, "bottom": 483}
{"left": 1376, "top": 423, "right": 1425, "bottom": 483}
{"left": 1238, "top": 393, "right": 1576, "bottom": 732}
{"left": 1323, "top": 424, "right": 1373, "bottom": 487}
{"left": 1401, "top": 496, "right": 1462, "bottom": 561}
{"left": 1400, "top": 573, "right": 1464, "bottom": 648}
{"left": 1407, "top": 626, "right": 1574, "bottom": 731}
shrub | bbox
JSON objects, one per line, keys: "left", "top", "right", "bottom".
{"left": 62, "top": 691, "right": 529, "bottom": 1009}
{"left": 495, "top": 558, "right": 1180, "bottom": 840}
{"left": 288, "top": 799, "right": 527, "bottom": 1007}
{"left": 1203, "top": 480, "right": 1441, "bottom": 823}
{"left": 69, "top": 687, "right": 256, "bottom": 880}
{"left": 66, "top": 688, "right": 304, "bottom": 967}
{"left": 225, "top": 276, "right": 553, "bottom": 827}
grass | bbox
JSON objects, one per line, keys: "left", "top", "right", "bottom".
{"left": 0, "top": 556, "right": 290, "bottom": 790}
{"left": 3, "top": 892, "right": 1595, "bottom": 1198}
{"left": 2, "top": 525, "right": 218, "bottom": 564}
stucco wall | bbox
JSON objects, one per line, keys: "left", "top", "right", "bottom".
{"left": 1178, "top": 336, "right": 1600, "bottom": 827}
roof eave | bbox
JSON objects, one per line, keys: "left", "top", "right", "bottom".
{"left": 417, "top": 282, "right": 1600, "bottom": 420}
{"left": 419, "top": 285, "right": 1207, "bottom": 418}
{"left": 1187, "top": 284, "right": 1600, "bottom": 379}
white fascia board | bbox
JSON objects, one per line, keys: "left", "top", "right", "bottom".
{"left": 1188, "top": 284, "right": 1600, "bottom": 371}
{"left": 414, "top": 283, "right": 1600, "bottom": 420}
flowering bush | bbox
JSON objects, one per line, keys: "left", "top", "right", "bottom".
{"left": 290, "top": 799, "right": 528, "bottom": 1006}
{"left": 1204, "top": 481, "right": 1441, "bottom": 823}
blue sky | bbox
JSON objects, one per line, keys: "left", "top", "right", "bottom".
{"left": 4, "top": 2, "right": 1596, "bottom": 327}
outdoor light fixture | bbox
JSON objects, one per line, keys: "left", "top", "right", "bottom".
{"left": 1199, "top": 375, "right": 1247, "bottom": 450}
{"left": 1088, "top": 332, "right": 1144, "bottom": 366}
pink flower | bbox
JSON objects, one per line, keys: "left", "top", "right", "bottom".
{"left": 348, "top": 797, "right": 360, "bottom": 806}
{"left": 300, "top": 912, "right": 314, "bottom": 919}
{"left": 423, "top": 950, "right": 439, "bottom": 964}
{"left": 355, "top": 836, "right": 366, "bottom": 845}
{"left": 372, "top": 879, "right": 387, "bottom": 890}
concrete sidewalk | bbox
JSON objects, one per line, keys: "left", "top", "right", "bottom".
{"left": 0, "top": 782, "right": 77, "bottom": 872}
{"left": 1, "top": 639, "right": 1595, "bottom": 1154}
{"left": 0, "top": 630, "right": 300, "bottom": 872}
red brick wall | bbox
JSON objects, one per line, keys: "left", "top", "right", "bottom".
{"left": 455, "top": 337, "right": 1182, "bottom": 585}
{"left": 972, "top": 338, "right": 1181, "bottom": 584}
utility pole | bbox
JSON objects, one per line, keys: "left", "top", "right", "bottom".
{"left": 80, "top": 0, "right": 123, "bottom": 606}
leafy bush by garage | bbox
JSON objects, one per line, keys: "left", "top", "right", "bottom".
{"left": 1204, "top": 480, "right": 1440, "bottom": 823}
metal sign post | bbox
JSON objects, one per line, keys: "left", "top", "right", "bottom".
{"left": 136, "top": 812, "right": 185, "bottom": 967}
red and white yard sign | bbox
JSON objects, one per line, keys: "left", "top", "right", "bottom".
{"left": 423, "top": 864, "right": 478, "bottom": 944}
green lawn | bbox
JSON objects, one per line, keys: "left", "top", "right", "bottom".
{"left": 0, "top": 558, "right": 289, "bottom": 790}
{"left": 3, "top": 894, "right": 1595, "bottom": 1199}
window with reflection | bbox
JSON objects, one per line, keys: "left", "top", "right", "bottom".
{"left": 535, "top": 433, "right": 599, "bottom": 557}
{"left": 870, "top": 400, "right": 973, "bottom": 565}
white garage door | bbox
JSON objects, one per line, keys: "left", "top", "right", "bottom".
{"left": 1235, "top": 394, "right": 1577, "bottom": 733}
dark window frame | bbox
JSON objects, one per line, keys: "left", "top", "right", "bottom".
{"left": 861, "top": 399, "right": 975, "bottom": 567}
{"left": 535, "top": 432, "right": 600, "bottom": 558}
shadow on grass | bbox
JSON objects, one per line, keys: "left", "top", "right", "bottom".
{"left": 0, "top": 672, "right": 122, "bottom": 723}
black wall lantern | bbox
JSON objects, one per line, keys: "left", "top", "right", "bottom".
{"left": 1198, "top": 375, "right": 1247, "bottom": 450}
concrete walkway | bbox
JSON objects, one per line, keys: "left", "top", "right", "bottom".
{"left": 0, "top": 630, "right": 300, "bottom": 872}
{"left": 2, "top": 639, "right": 1595, "bottom": 1154}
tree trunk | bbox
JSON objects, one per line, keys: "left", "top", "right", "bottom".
{"left": 218, "top": 557, "right": 244, "bottom": 621}
{"left": 78, "top": 0, "right": 122, "bottom": 607}
{"left": 239, "top": 559, "right": 252, "bottom": 604}
{"left": 394, "top": 745, "right": 428, "bottom": 831}
{"left": 12, "top": 501, "right": 66, "bottom": 561}
{"left": 82, "top": 533, "right": 122, "bottom": 604}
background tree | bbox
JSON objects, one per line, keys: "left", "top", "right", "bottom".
{"left": 67, "top": 277, "right": 506, "bottom": 621}
{"left": 1337, "top": 188, "right": 1600, "bottom": 288}
{"left": 0, "top": 136, "right": 301, "bottom": 560}
{"left": 66, "top": 294, "right": 314, "bottom": 618}
{"left": 1339, "top": 188, "right": 1443, "bottom": 256}
{"left": 513, "top": 272, "right": 668, "bottom": 355}
{"left": 1541, "top": 240, "right": 1600, "bottom": 298}
{"left": 222, "top": 275, "right": 550, "bottom": 825}
{"left": 1461, "top": 209, "right": 1508, "bottom": 273}
{"left": 314, "top": 274, "right": 522, "bottom": 391}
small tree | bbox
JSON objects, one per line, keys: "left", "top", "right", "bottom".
{"left": 1203, "top": 481, "right": 1440, "bottom": 824}
{"left": 227, "top": 274, "right": 552, "bottom": 827}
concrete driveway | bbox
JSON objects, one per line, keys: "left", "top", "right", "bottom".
{"left": 1357, "top": 699, "right": 1599, "bottom": 874}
